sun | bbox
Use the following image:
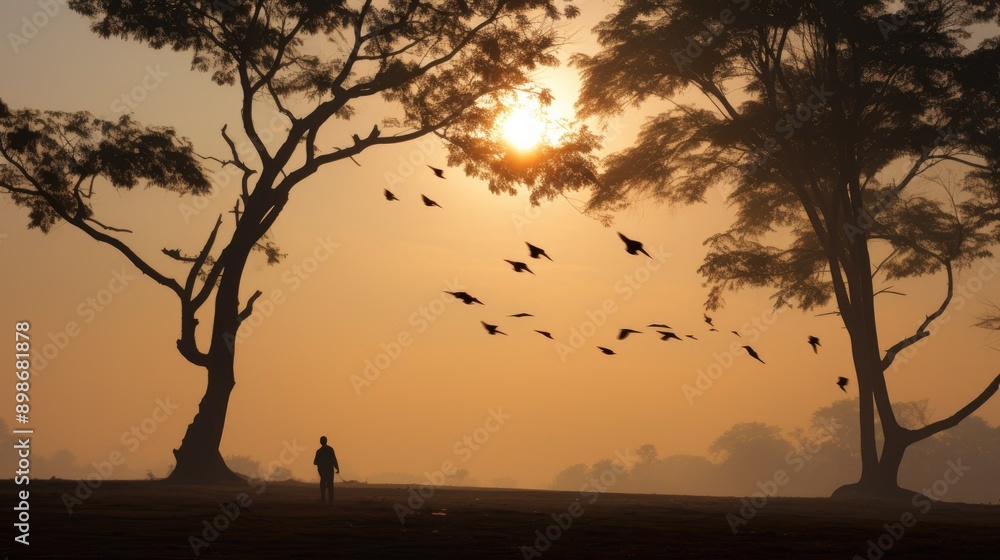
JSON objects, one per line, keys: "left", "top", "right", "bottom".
{"left": 500, "top": 99, "right": 548, "bottom": 151}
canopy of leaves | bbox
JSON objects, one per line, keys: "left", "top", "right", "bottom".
{"left": 68, "top": 0, "right": 595, "bottom": 202}
{"left": 0, "top": 104, "right": 209, "bottom": 232}
{"left": 573, "top": 0, "right": 1000, "bottom": 310}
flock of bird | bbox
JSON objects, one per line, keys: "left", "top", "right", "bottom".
{"left": 387, "top": 165, "right": 851, "bottom": 395}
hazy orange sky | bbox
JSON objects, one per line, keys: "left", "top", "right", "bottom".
{"left": 1, "top": 1, "right": 998, "bottom": 490}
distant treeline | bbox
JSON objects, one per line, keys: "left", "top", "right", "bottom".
{"left": 549, "top": 399, "right": 999, "bottom": 503}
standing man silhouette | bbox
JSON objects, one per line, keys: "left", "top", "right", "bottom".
{"left": 314, "top": 436, "right": 340, "bottom": 504}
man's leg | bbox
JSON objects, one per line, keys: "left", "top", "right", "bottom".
{"left": 322, "top": 474, "right": 334, "bottom": 502}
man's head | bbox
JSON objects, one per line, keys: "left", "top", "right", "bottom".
{"left": 320, "top": 436, "right": 328, "bottom": 445}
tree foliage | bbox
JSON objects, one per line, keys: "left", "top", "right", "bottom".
{"left": 0, "top": 105, "right": 209, "bottom": 232}
{"left": 571, "top": 0, "right": 1000, "bottom": 496}
{"left": 573, "top": 0, "right": 1000, "bottom": 310}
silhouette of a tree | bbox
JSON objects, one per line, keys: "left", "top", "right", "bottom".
{"left": 0, "top": 0, "right": 596, "bottom": 483}
{"left": 573, "top": 0, "right": 1000, "bottom": 499}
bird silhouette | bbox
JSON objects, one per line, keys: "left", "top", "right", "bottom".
{"left": 731, "top": 330, "right": 741, "bottom": 338}
{"left": 648, "top": 323, "right": 671, "bottom": 329}
{"left": 686, "top": 334, "right": 698, "bottom": 340}
{"left": 509, "top": 313, "right": 534, "bottom": 318}
{"left": 742, "top": 345, "right": 765, "bottom": 364}
{"left": 526, "top": 242, "right": 553, "bottom": 261}
{"left": 445, "top": 291, "right": 483, "bottom": 305}
{"left": 837, "top": 376, "right": 849, "bottom": 392}
{"left": 481, "top": 321, "right": 507, "bottom": 336}
{"left": 421, "top": 194, "right": 442, "bottom": 208}
{"left": 709, "top": 327, "right": 719, "bottom": 332}
{"left": 535, "top": 330, "right": 554, "bottom": 339}
{"left": 384, "top": 189, "right": 399, "bottom": 201}
{"left": 597, "top": 346, "right": 616, "bottom": 355}
{"left": 658, "top": 331, "right": 682, "bottom": 342}
{"left": 428, "top": 165, "right": 445, "bottom": 179}
{"left": 504, "top": 260, "right": 534, "bottom": 274}
{"left": 617, "top": 232, "right": 651, "bottom": 257}
{"left": 618, "top": 328, "right": 642, "bottom": 340}
{"left": 808, "top": 336, "right": 821, "bottom": 353}
{"left": 704, "top": 313, "right": 715, "bottom": 327}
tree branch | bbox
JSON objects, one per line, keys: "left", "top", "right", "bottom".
{"left": 0, "top": 143, "right": 183, "bottom": 297}
{"left": 907, "top": 372, "right": 1000, "bottom": 443}
{"left": 881, "top": 258, "right": 953, "bottom": 371}
{"left": 236, "top": 290, "right": 264, "bottom": 324}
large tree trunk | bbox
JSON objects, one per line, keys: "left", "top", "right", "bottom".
{"left": 166, "top": 355, "right": 242, "bottom": 483}
{"left": 830, "top": 241, "right": 917, "bottom": 501}
{"left": 166, "top": 240, "right": 253, "bottom": 484}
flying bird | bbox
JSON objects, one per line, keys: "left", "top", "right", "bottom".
{"left": 509, "top": 313, "right": 534, "bottom": 318}
{"left": 648, "top": 323, "right": 671, "bottom": 329}
{"left": 617, "top": 232, "right": 651, "bottom": 257}
{"left": 444, "top": 291, "right": 483, "bottom": 305}
{"left": 481, "top": 321, "right": 507, "bottom": 336}
{"left": 421, "top": 194, "right": 442, "bottom": 208}
{"left": 526, "top": 242, "right": 553, "bottom": 261}
{"left": 742, "top": 345, "right": 765, "bottom": 364}
{"left": 384, "top": 189, "right": 399, "bottom": 201}
{"left": 808, "top": 336, "right": 821, "bottom": 353}
{"left": 704, "top": 313, "right": 715, "bottom": 327}
{"left": 731, "top": 330, "right": 741, "bottom": 338}
{"left": 504, "top": 260, "right": 534, "bottom": 274}
{"left": 597, "top": 346, "right": 616, "bottom": 355}
{"left": 658, "top": 331, "right": 682, "bottom": 342}
{"left": 535, "top": 330, "right": 554, "bottom": 339}
{"left": 685, "top": 334, "right": 698, "bottom": 340}
{"left": 618, "top": 328, "right": 642, "bottom": 340}
{"left": 428, "top": 165, "right": 445, "bottom": 179}
{"left": 837, "top": 376, "right": 849, "bottom": 392}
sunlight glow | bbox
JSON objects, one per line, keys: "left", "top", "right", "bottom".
{"left": 500, "top": 98, "right": 550, "bottom": 151}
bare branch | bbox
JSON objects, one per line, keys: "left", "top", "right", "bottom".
{"left": 86, "top": 218, "right": 133, "bottom": 234}
{"left": 0, "top": 143, "right": 182, "bottom": 297}
{"left": 236, "top": 290, "right": 264, "bottom": 324}
{"left": 881, "top": 259, "right": 953, "bottom": 371}
{"left": 185, "top": 215, "right": 224, "bottom": 299}
{"left": 907, "top": 372, "right": 1000, "bottom": 442}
